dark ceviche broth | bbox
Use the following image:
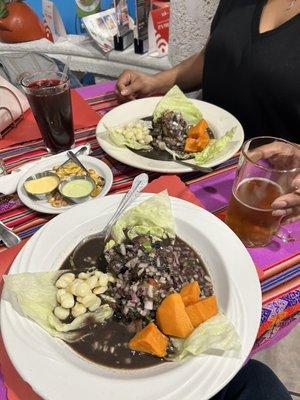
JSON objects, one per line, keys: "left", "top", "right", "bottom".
{"left": 61, "top": 233, "right": 214, "bottom": 370}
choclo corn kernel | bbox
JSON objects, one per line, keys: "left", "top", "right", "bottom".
{"left": 80, "top": 293, "right": 98, "bottom": 308}
{"left": 56, "top": 288, "right": 67, "bottom": 304}
{"left": 98, "top": 273, "right": 109, "bottom": 287}
{"left": 54, "top": 306, "right": 70, "bottom": 320}
{"left": 61, "top": 292, "right": 75, "bottom": 309}
{"left": 74, "top": 281, "right": 91, "bottom": 297}
{"left": 78, "top": 272, "right": 90, "bottom": 280}
{"left": 88, "top": 296, "right": 101, "bottom": 312}
{"left": 72, "top": 303, "right": 87, "bottom": 318}
{"left": 69, "top": 278, "right": 83, "bottom": 295}
{"left": 93, "top": 286, "right": 107, "bottom": 295}
{"left": 54, "top": 270, "right": 115, "bottom": 321}
{"left": 56, "top": 272, "right": 75, "bottom": 288}
{"left": 87, "top": 275, "right": 98, "bottom": 289}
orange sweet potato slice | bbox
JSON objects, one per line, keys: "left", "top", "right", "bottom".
{"left": 185, "top": 295, "right": 218, "bottom": 328}
{"left": 184, "top": 137, "right": 198, "bottom": 153}
{"left": 129, "top": 322, "right": 169, "bottom": 357}
{"left": 156, "top": 293, "right": 194, "bottom": 338}
{"left": 196, "top": 131, "right": 210, "bottom": 151}
{"left": 187, "top": 119, "right": 209, "bottom": 139}
{"left": 180, "top": 281, "right": 201, "bottom": 306}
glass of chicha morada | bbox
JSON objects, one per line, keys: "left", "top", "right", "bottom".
{"left": 225, "top": 137, "right": 299, "bottom": 247}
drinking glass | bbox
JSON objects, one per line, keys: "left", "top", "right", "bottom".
{"left": 225, "top": 137, "right": 299, "bottom": 247}
{"left": 21, "top": 70, "right": 75, "bottom": 153}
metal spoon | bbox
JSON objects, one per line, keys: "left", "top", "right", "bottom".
{"left": 0, "top": 221, "right": 21, "bottom": 248}
{"left": 69, "top": 173, "right": 149, "bottom": 267}
{"left": 67, "top": 150, "right": 91, "bottom": 175}
{"left": 173, "top": 159, "right": 213, "bottom": 172}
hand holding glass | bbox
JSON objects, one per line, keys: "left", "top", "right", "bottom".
{"left": 226, "top": 137, "right": 299, "bottom": 247}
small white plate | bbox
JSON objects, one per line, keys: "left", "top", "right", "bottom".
{"left": 96, "top": 97, "right": 244, "bottom": 173}
{"left": 17, "top": 154, "right": 113, "bottom": 214}
{"left": 1, "top": 194, "right": 261, "bottom": 400}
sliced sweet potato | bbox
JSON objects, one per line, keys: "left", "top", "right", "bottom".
{"left": 187, "top": 119, "right": 209, "bottom": 139}
{"left": 185, "top": 295, "right": 218, "bottom": 328}
{"left": 156, "top": 293, "right": 194, "bottom": 338}
{"left": 184, "top": 137, "right": 198, "bottom": 153}
{"left": 196, "top": 131, "right": 210, "bottom": 151}
{"left": 185, "top": 119, "right": 210, "bottom": 153}
{"left": 180, "top": 281, "right": 201, "bottom": 306}
{"left": 129, "top": 322, "right": 169, "bottom": 357}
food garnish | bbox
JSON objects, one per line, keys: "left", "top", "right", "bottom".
{"left": 179, "top": 281, "right": 201, "bottom": 306}
{"left": 129, "top": 322, "right": 169, "bottom": 357}
{"left": 193, "top": 127, "right": 236, "bottom": 164}
{"left": 156, "top": 293, "right": 194, "bottom": 339}
{"left": 107, "top": 120, "right": 153, "bottom": 150}
{"left": 185, "top": 295, "right": 218, "bottom": 328}
{"left": 184, "top": 119, "right": 211, "bottom": 153}
{"left": 170, "top": 313, "right": 241, "bottom": 361}
{"left": 153, "top": 85, "right": 202, "bottom": 125}
{"left": 4, "top": 270, "right": 115, "bottom": 342}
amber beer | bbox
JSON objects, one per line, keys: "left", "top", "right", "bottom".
{"left": 226, "top": 178, "right": 283, "bottom": 247}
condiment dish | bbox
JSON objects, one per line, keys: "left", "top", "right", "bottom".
{"left": 58, "top": 175, "right": 95, "bottom": 204}
{"left": 23, "top": 171, "right": 60, "bottom": 200}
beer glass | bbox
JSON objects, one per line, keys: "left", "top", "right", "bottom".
{"left": 226, "top": 137, "right": 299, "bottom": 247}
{"left": 22, "top": 71, "right": 74, "bottom": 153}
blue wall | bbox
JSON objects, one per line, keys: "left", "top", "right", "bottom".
{"left": 26, "top": 0, "right": 114, "bottom": 34}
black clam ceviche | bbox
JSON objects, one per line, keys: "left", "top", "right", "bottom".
{"left": 4, "top": 192, "right": 240, "bottom": 369}
{"left": 107, "top": 86, "right": 236, "bottom": 164}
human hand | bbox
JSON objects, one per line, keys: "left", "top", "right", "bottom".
{"left": 251, "top": 141, "right": 300, "bottom": 224}
{"left": 116, "top": 70, "right": 165, "bottom": 102}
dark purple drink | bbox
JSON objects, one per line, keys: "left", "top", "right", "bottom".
{"left": 22, "top": 71, "right": 75, "bottom": 153}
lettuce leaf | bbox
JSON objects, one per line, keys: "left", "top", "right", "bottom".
{"left": 111, "top": 191, "right": 175, "bottom": 244}
{"left": 193, "top": 127, "right": 236, "bottom": 165}
{"left": 170, "top": 313, "right": 241, "bottom": 361}
{"left": 153, "top": 86, "right": 202, "bottom": 125}
{"left": 4, "top": 272, "right": 113, "bottom": 342}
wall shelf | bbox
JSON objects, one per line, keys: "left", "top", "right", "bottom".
{"left": 0, "top": 35, "right": 172, "bottom": 77}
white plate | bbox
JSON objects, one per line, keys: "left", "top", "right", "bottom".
{"left": 17, "top": 154, "right": 113, "bottom": 214}
{"left": 1, "top": 194, "right": 261, "bottom": 400}
{"left": 96, "top": 97, "right": 244, "bottom": 173}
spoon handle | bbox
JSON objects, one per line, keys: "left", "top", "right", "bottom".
{"left": 0, "top": 221, "right": 21, "bottom": 248}
{"left": 67, "top": 151, "right": 90, "bottom": 175}
{"left": 103, "top": 173, "right": 149, "bottom": 239}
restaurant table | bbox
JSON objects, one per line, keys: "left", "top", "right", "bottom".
{"left": 0, "top": 81, "right": 299, "bottom": 400}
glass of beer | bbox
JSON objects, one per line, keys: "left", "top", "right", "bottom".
{"left": 225, "top": 137, "right": 299, "bottom": 247}
{"left": 21, "top": 70, "right": 75, "bottom": 153}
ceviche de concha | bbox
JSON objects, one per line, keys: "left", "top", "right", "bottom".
{"left": 107, "top": 86, "right": 236, "bottom": 165}
{"left": 4, "top": 192, "right": 240, "bottom": 370}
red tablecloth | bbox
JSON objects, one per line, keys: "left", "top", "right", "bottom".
{"left": 0, "top": 80, "right": 299, "bottom": 400}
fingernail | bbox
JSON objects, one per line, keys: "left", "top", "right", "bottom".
{"left": 272, "top": 209, "right": 287, "bottom": 217}
{"left": 121, "top": 89, "right": 128, "bottom": 96}
{"left": 272, "top": 200, "right": 287, "bottom": 209}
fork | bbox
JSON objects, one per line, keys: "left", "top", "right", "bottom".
{"left": 0, "top": 221, "right": 21, "bottom": 248}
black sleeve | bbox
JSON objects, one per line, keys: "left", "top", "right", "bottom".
{"left": 210, "top": 0, "right": 235, "bottom": 33}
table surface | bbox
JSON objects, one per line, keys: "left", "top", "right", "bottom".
{"left": 0, "top": 80, "right": 299, "bottom": 400}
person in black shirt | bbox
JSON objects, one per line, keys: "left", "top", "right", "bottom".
{"left": 116, "top": 0, "right": 300, "bottom": 143}
{"left": 116, "top": 0, "right": 300, "bottom": 229}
